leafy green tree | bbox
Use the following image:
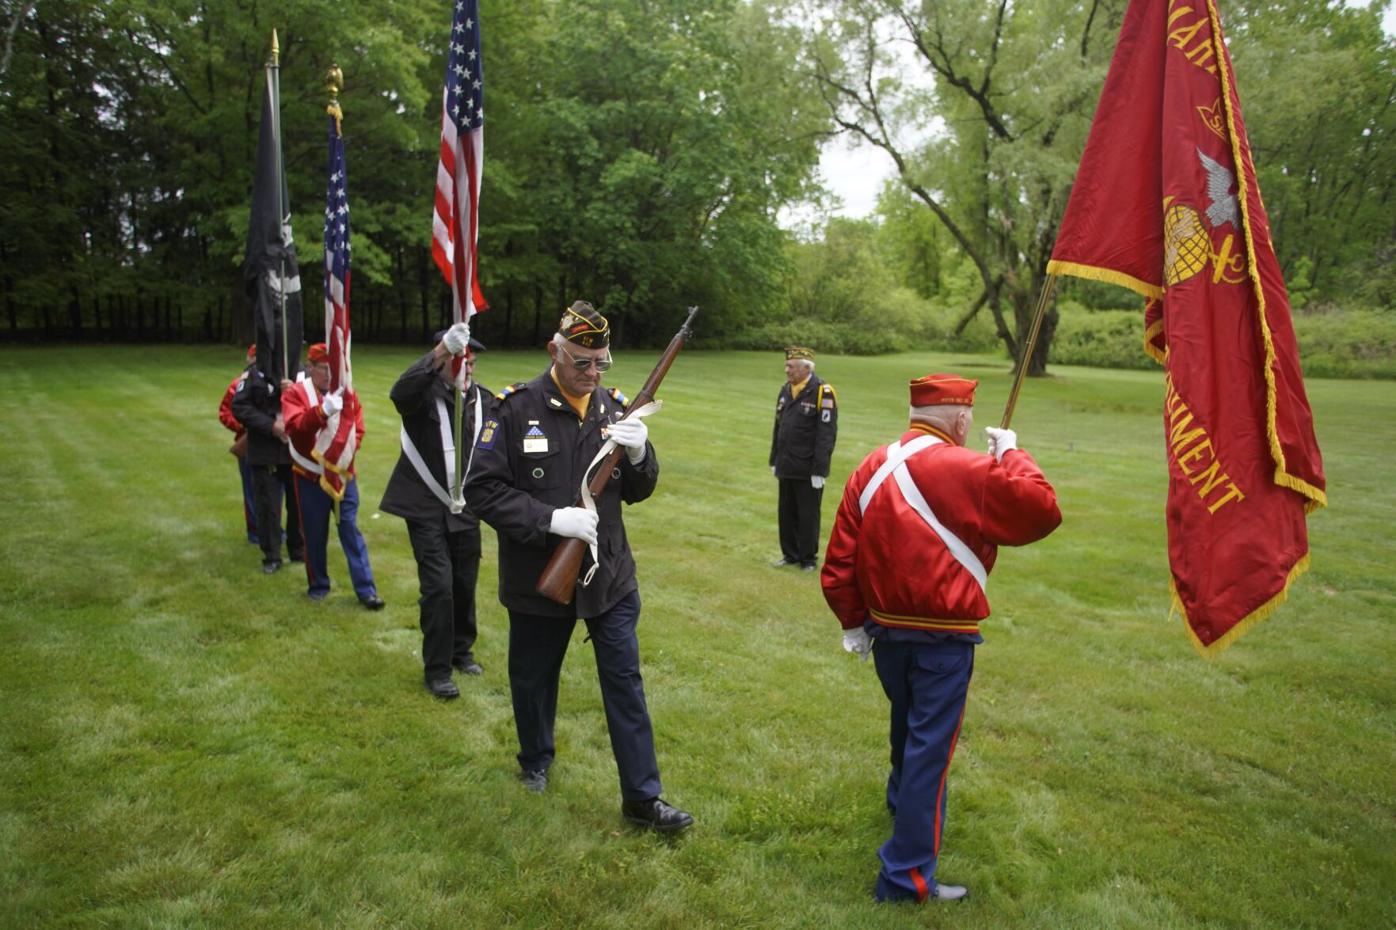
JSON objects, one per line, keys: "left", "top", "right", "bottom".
{"left": 1226, "top": 0, "right": 1395, "bottom": 308}
{"left": 800, "top": 0, "right": 1125, "bottom": 373}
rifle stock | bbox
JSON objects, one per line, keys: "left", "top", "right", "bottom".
{"left": 535, "top": 306, "right": 700, "bottom": 605}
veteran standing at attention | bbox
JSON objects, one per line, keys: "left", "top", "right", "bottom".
{"left": 465, "top": 301, "right": 693, "bottom": 833}
{"left": 380, "top": 324, "right": 492, "bottom": 699}
{"left": 770, "top": 345, "right": 838, "bottom": 571}
{"left": 820, "top": 374, "right": 1061, "bottom": 904}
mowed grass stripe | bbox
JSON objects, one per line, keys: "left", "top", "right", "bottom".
{"left": 0, "top": 345, "right": 1391, "bottom": 930}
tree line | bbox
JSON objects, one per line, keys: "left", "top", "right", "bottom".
{"left": 2, "top": 0, "right": 1391, "bottom": 363}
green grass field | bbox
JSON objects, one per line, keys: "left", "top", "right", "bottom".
{"left": 1, "top": 345, "right": 1392, "bottom": 929}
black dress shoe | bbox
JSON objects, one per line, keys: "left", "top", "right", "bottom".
{"left": 307, "top": 589, "right": 329, "bottom": 602}
{"left": 771, "top": 557, "right": 799, "bottom": 568}
{"left": 289, "top": 550, "right": 305, "bottom": 563}
{"left": 359, "top": 594, "right": 386, "bottom": 610}
{"left": 519, "top": 768, "right": 548, "bottom": 793}
{"left": 425, "top": 677, "right": 460, "bottom": 700}
{"left": 801, "top": 562, "right": 817, "bottom": 572}
{"left": 452, "top": 658, "right": 484, "bottom": 676}
{"left": 622, "top": 797, "right": 694, "bottom": 833}
{"left": 262, "top": 559, "right": 282, "bottom": 574}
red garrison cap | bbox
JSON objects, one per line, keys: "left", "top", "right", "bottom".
{"left": 246, "top": 344, "right": 257, "bottom": 360}
{"left": 307, "top": 343, "right": 330, "bottom": 364}
{"left": 909, "top": 373, "right": 978, "bottom": 407}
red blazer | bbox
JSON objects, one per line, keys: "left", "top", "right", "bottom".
{"left": 219, "top": 373, "right": 247, "bottom": 436}
{"left": 281, "top": 381, "right": 365, "bottom": 479}
{"left": 821, "top": 427, "right": 1060, "bottom": 635}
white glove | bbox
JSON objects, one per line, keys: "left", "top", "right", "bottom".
{"left": 771, "top": 466, "right": 776, "bottom": 476}
{"left": 549, "top": 507, "right": 598, "bottom": 546}
{"left": 811, "top": 475, "right": 825, "bottom": 489}
{"left": 320, "top": 389, "right": 344, "bottom": 417}
{"left": 442, "top": 322, "right": 471, "bottom": 356}
{"left": 985, "top": 426, "right": 1017, "bottom": 461}
{"left": 842, "top": 628, "right": 872, "bottom": 661}
{"left": 606, "top": 418, "right": 648, "bottom": 464}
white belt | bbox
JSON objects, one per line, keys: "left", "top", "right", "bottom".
{"left": 399, "top": 386, "right": 482, "bottom": 513}
{"left": 577, "top": 399, "right": 663, "bottom": 587}
{"left": 858, "top": 435, "right": 987, "bottom": 593}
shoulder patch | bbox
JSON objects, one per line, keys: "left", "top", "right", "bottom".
{"left": 494, "top": 381, "right": 529, "bottom": 402}
{"left": 820, "top": 383, "right": 838, "bottom": 405}
{"left": 477, "top": 418, "right": 500, "bottom": 450}
{"left": 607, "top": 387, "right": 629, "bottom": 409}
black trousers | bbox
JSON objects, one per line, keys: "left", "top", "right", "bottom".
{"left": 778, "top": 477, "right": 824, "bottom": 566}
{"left": 507, "top": 590, "right": 661, "bottom": 801}
{"left": 405, "top": 520, "right": 481, "bottom": 681}
{"left": 250, "top": 463, "right": 303, "bottom": 564}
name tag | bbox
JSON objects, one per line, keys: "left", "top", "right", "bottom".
{"left": 523, "top": 436, "right": 549, "bottom": 454}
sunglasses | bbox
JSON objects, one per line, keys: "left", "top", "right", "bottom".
{"left": 557, "top": 343, "right": 612, "bottom": 372}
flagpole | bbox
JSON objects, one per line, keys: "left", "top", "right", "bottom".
{"left": 452, "top": 362, "right": 466, "bottom": 513}
{"left": 326, "top": 64, "right": 343, "bottom": 138}
{"left": 268, "top": 29, "right": 289, "bottom": 382}
{"left": 1000, "top": 274, "right": 1057, "bottom": 429}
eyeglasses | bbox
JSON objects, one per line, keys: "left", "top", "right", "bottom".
{"left": 557, "top": 343, "right": 612, "bottom": 372}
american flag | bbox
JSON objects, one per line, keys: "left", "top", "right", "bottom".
{"left": 315, "top": 113, "right": 359, "bottom": 499}
{"left": 432, "top": 0, "right": 487, "bottom": 342}
{"left": 324, "top": 115, "right": 352, "bottom": 392}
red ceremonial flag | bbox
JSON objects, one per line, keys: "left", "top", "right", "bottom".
{"left": 432, "top": 0, "right": 488, "bottom": 384}
{"left": 1047, "top": 0, "right": 1326, "bottom": 655}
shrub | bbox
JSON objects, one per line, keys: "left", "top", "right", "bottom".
{"left": 1292, "top": 309, "right": 1396, "bottom": 379}
{"left": 1049, "top": 304, "right": 1156, "bottom": 370}
{"left": 1047, "top": 301, "right": 1396, "bottom": 379}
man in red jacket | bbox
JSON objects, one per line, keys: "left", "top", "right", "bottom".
{"left": 281, "top": 343, "right": 384, "bottom": 608}
{"left": 218, "top": 344, "right": 260, "bottom": 544}
{"left": 821, "top": 373, "right": 1061, "bottom": 904}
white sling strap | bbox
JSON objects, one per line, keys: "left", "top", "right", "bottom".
{"left": 576, "top": 399, "right": 664, "bottom": 588}
{"left": 287, "top": 380, "right": 324, "bottom": 475}
{"left": 859, "top": 435, "right": 987, "bottom": 593}
{"left": 399, "top": 386, "right": 483, "bottom": 512}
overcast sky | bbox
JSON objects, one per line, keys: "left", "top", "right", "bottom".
{"left": 804, "top": 2, "right": 1396, "bottom": 226}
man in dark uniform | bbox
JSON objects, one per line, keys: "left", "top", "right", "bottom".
{"left": 231, "top": 353, "right": 304, "bottom": 573}
{"left": 770, "top": 345, "right": 838, "bottom": 571}
{"left": 465, "top": 301, "right": 693, "bottom": 833}
{"left": 380, "top": 323, "right": 491, "bottom": 699}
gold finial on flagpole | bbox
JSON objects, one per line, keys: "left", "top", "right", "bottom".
{"left": 326, "top": 64, "right": 344, "bottom": 137}
{"left": 269, "top": 29, "right": 280, "bottom": 67}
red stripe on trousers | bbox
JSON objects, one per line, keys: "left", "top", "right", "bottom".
{"left": 932, "top": 693, "right": 970, "bottom": 857}
{"left": 909, "top": 866, "right": 929, "bottom": 902}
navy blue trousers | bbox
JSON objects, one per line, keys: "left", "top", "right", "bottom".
{"left": 405, "top": 520, "right": 480, "bottom": 681}
{"left": 237, "top": 455, "right": 258, "bottom": 543}
{"left": 777, "top": 477, "right": 823, "bottom": 566}
{"left": 292, "top": 474, "right": 377, "bottom": 599}
{"left": 250, "top": 463, "right": 302, "bottom": 565}
{"left": 507, "top": 590, "right": 662, "bottom": 801}
{"left": 872, "top": 637, "right": 975, "bottom": 902}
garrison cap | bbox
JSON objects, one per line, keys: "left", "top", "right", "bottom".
{"left": 307, "top": 343, "right": 330, "bottom": 364}
{"left": 558, "top": 301, "right": 610, "bottom": 349}
{"left": 785, "top": 346, "right": 815, "bottom": 362}
{"left": 909, "top": 373, "right": 978, "bottom": 407}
